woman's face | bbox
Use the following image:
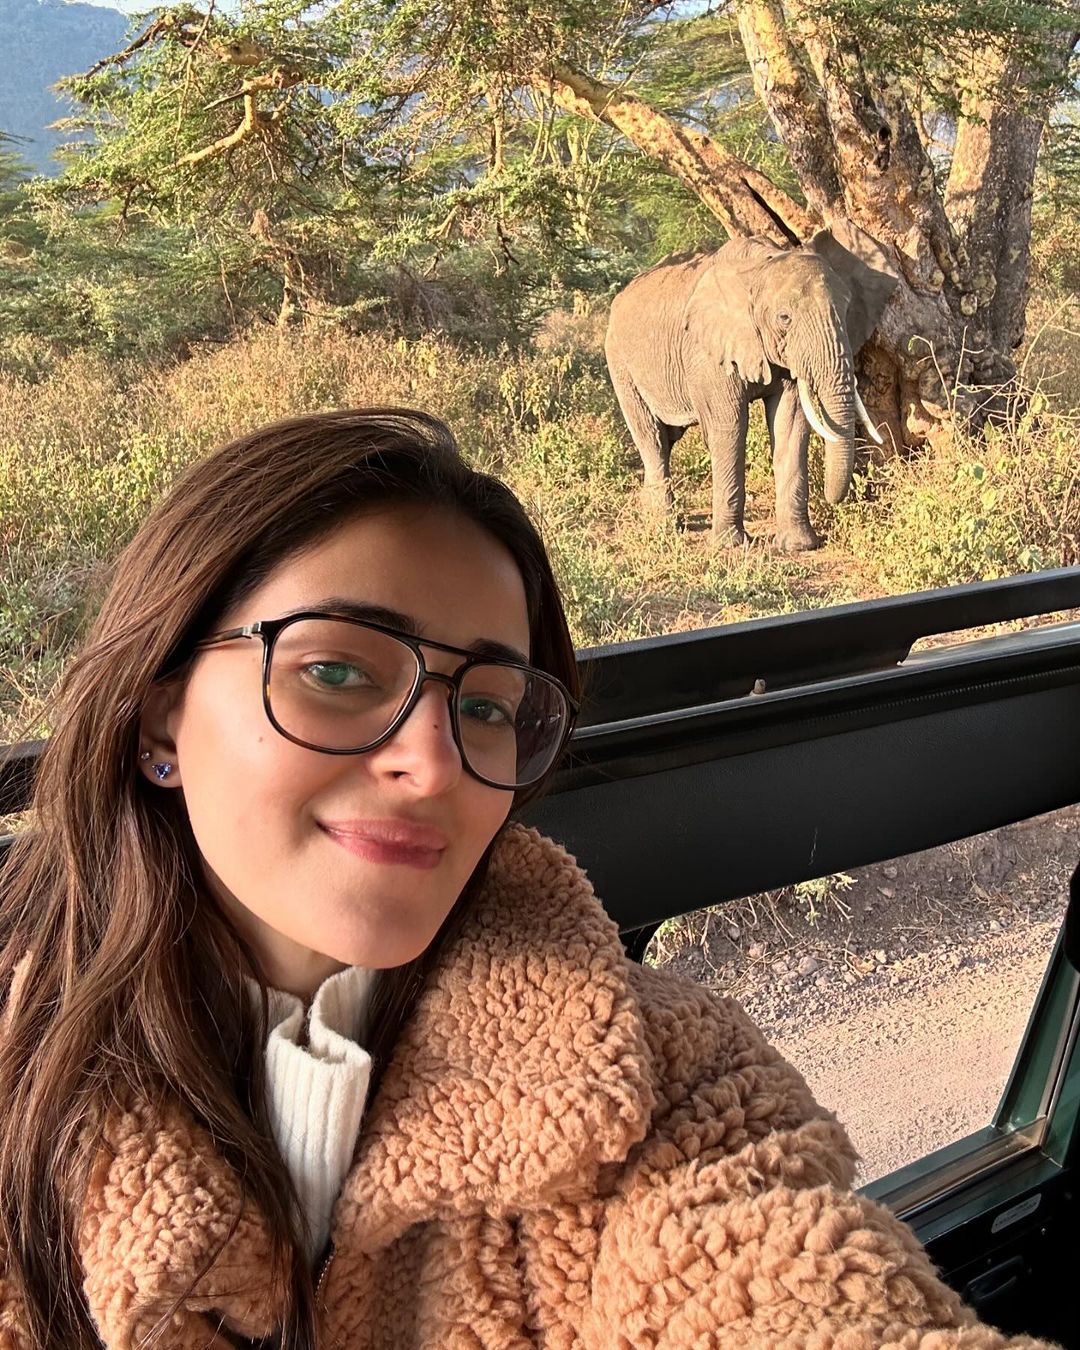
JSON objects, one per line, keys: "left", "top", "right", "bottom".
{"left": 140, "top": 503, "right": 530, "bottom": 998}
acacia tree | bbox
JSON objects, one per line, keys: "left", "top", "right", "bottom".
{"left": 734, "top": 1, "right": 1080, "bottom": 444}
{"left": 58, "top": 0, "right": 1078, "bottom": 444}
{"left": 333, "top": 0, "right": 1078, "bottom": 447}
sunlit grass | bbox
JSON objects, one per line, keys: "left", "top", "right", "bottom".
{"left": 1, "top": 321, "right": 1077, "bottom": 744}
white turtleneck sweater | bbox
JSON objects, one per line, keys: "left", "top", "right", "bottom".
{"left": 258, "top": 966, "right": 378, "bottom": 1262}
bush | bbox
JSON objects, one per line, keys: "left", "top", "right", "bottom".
{"left": 2, "top": 322, "right": 1077, "bottom": 746}
{"left": 828, "top": 401, "right": 1079, "bottom": 593}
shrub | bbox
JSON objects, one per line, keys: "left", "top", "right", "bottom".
{"left": 2, "top": 322, "right": 1077, "bottom": 746}
{"left": 828, "top": 401, "right": 1079, "bottom": 593}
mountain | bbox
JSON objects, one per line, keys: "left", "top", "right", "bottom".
{"left": 0, "top": 0, "right": 128, "bottom": 174}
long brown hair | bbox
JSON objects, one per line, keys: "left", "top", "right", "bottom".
{"left": 0, "top": 408, "right": 579, "bottom": 1349}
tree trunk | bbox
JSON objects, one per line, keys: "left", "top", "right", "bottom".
{"left": 250, "top": 208, "right": 307, "bottom": 327}
{"left": 945, "top": 18, "right": 1079, "bottom": 380}
{"left": 737, "top": 1, "right": 969, "bottom": 449}
{"left": 730, "top": 2, "right": 1077, "bottom": 450}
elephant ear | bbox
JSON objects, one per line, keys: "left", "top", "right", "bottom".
{"left": 687, "top": 239, "right": 775, "bottom": 386}
{"left": 803, "top": 221, "right": 898, "bottom": 353}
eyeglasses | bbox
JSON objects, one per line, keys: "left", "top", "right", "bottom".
{"left": 192, "top": 611, "right": 578, "bottom": 791}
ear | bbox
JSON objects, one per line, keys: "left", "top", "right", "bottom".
{"left": 138, "top": 678, "right": 185, "bottom": 789}
{"left": 803, "top": 221, "right": 898, "bottom": 353}
{"left": 688, "top": 240, "right": 773, "bottom": 386}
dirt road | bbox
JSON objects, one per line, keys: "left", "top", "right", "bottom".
{"left": 767, "top": 917, "right": 1062, "bottom": 1184}
{"left": 653, "top": 806, "right": 1079, "bottom": 1188}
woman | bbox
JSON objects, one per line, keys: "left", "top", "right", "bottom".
{"left": 0, "top": 408, "right": 1051, "bottom": 1349}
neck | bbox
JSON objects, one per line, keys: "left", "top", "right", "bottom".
{"left": 212, "top": 879, "right": 348, "bottom": 1001}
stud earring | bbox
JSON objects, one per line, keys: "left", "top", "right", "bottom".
{"left": 151, "top": 762, "right": 173, "bottom": 782}
{"left": 139, "top": 750, "right": 151, "bottom": 762}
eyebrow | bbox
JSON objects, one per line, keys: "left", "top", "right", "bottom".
{"left": 281, "top": 598, "right": 531, "bottom": 666}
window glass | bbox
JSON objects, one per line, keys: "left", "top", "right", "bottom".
{"left": 646, "top": 804, "right": 1079, "bottom": 1186}
{"left": 2, "top": 4, "right": 1077, "bottom": 742}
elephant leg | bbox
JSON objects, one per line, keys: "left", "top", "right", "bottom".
{"left": 609, "top": 365, "right": 673, "bottom": 516}
{"left": 701, "top": 400, "right": 749, "bottom": 547}
{"left": 765, "top": 380, "right": 821, "bottom": 552}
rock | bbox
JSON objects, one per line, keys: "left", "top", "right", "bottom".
{"left": 842, "top": 971, "right": 857, "bottom": 985}
{"left": 873, "top": 949, "right": 887, "bottom": 964}
{"left": 749, "top": 942, "right": 766, "bottom": 959}
{"left": 771, "top": 959, "right": 790, "bottom": 976}
{"left": 878, "top": 886, "right": 895, "bottom": 899}
{"left": 884, "top": 865, "right": 898, "bottom": 879}
{"left": 726, "top": 923, "right": 740, "bottom": 941}
{"left": 797, "top": 955, "right": 820, "bottom": 976}
{"left": 815, "top": 975, "right": 830, "bottom": 991}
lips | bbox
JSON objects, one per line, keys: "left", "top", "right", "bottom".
{"left": 318, "top": 818, "right": 448, "bottom": 870}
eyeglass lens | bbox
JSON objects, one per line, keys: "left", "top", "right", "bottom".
{"left": 266, "top": 619, "right": 568, "bottom": 787}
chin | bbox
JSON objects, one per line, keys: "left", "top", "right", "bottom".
{"left": 320, "top": 910, "right": 449, "bottom": 971}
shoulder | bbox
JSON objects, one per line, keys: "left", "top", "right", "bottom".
{"left": 611, "top": 249, "right": 715, "bottom": 302}
{"left": 623, "top": 960, "right": 858, "bottom": 1187}
{"left": 473, "top": 822, "right": 624, "bottom": 954}
{"left": 474, "top": 825, "right": 853, "bottom": 1175}
{"left": 78, "top": 1094, "right": 285, "bottom": 1343}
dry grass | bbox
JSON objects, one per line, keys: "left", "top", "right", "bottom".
{"left": 1, "top": 320, "right": 1078, "bottom": 749}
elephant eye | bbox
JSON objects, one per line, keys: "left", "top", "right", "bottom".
{"left": 777, "top": 310, "right": 793, "bottom": 329}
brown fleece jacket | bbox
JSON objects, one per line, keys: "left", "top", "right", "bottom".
{"left": 0, "top": 824, "right": 1059, "bottom": 1349}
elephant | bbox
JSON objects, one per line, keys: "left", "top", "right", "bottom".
{"left": 604, "top": 224, "right": 898, "bottom": 551}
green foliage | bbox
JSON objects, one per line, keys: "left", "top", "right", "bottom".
{"left": 829, "top": 397, "right": 1079, "bottom": 592}
{"left": 806, "top": 0, "right": 1080, "bottom": 107}
{"left": 21, "top": 0, "right": 782, "bottom": 343}
{"left": 0, "top": 206, "right": 256, "bottom": 361}
{"left": 794, "top": 872, "right": 855, "bottom": 926}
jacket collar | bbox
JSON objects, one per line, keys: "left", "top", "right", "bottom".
{"left": 78, "top": 824, "right": 656, "bottom": 1319}
{"left": 336, "top": 822, "right": 656, "bottom": 1252}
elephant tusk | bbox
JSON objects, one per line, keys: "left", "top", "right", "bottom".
{"left": 854, "top": 386, "right": 884, "bottom": 445}
{"left": 798, "top": 379, "right": 844, "bottom": 444}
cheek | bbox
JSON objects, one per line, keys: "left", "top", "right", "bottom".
{"left": 459, "top": 781, "right": 514, "bottom": 866}
{"left": 173, "top": 678, "right": 325, "bottom": 874}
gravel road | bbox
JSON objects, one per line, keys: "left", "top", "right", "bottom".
{"left": 766, "top": 916, "right": 1062, "bottom": 1184}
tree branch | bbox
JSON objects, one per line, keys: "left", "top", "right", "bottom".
{"left": 174, "top": 92, "right": 261, "bottom": 168}
{"left": 531, "top": 56, "right": 816, "bottom": 243}
{"left": 84, "top": 8, "right": 205, "bottom": 77}
{"left": 735, "top": 0, "right": 842, "bottom": 215}
{"left": 172, "top": 67, "right": 302, "bottom": 170}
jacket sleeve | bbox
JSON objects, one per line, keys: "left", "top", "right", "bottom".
{"left": 1, "top": 954, "right": 258, "bottom": 1350}
{"left": 583, "top": 963, "right": 1058, "bottom": 1349}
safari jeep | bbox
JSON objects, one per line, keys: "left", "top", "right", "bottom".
{"left": 3, "top": 567, "right": 1080, "bottom": 1346}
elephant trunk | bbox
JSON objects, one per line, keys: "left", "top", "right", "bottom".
{"left": 795, "top": 326, "right": 858, "bottom": 505}
{"left": 820, "top": 387, "right": 856, "bottom": 505}
{"left": 802, "top": 376, "right": 856, "bottom": 505}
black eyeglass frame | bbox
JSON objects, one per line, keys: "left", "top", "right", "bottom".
{"left": 193, "top": 610, "right": 579, "bottom": 791}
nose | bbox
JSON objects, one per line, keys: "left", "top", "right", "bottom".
{"left": 366, "top": 679, "right": 463, "bottom": 795}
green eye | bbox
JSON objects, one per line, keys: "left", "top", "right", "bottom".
{"left": 306, "top": 662, "right": 365, "bottom": 688}
{"left": 460, "top": 696, "right": 513, "bottom": 727}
